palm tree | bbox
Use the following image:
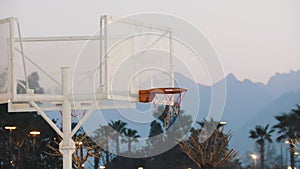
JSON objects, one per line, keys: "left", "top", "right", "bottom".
{"left": 249, "top": 124, "right": 274, "bottom": 169}
{"left": 108, "top": 120, "right": 127, "bottom": 155}
{"left": 93, "top": 125, "right": 114, "bottom": 166}
{"left": 122, "top": 128, "right": 140, "bottom": 154}
{"left": 291, "top": 105, "right": 300, "bottom": 134}
{"left": 273, "top": 111, "right": 299, "bottom": 169}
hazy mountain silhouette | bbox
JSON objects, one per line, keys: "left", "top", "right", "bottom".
{"left": 232, "top": 89, "right": 300, "bottom": 155}
{"left": 175, "top": 70, "right": 300, "bottom": 156}
{"left": 221, "top": 74, "right": 273, "bottom": 130}
{"left": 267, "top": 70, "right": 300, "bottom": 98}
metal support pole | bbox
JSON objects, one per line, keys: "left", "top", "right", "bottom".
{"left": 9, "top": 130, "right": 13, "bottom": 165}
{"left": 169, "top": 28, "right": 174, "bottom": 88}
{"left": 59, "top": 67, "right": 75, "bottom": 169}
{"left": 104, "top": 15, "right": 109, "bottom": 98}
{"left": 99, "top": 16, "right": 103, "bottom": 92}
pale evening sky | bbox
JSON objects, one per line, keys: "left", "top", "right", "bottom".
{"left": 1, "top": 0, "right": 300, "bottom": 84}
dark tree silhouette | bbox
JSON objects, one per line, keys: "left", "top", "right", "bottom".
{"left": 0, "top": 104, "right": 61, "bottom": 169}
{"left": 93, "top": 125, "right": 115, "bottom": 167}
{"left": 122, "top": 128, "right": 140, "bottom": 154}
{"left": 273, "top": 107, "right": 300, "bottom": 169}
{"left": 108, "top": 120, "right": 127, "bottom": 155}
{"left": 179, "top": 119, "right": 238, "bottom": 169}
{"left": 249, "top": 124, "right": 274, "bottom": 169}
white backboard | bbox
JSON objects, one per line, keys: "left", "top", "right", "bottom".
{"left": 99, "top": 16, "right": 174, "bottom": 102}
{"left": 0, "top": 16, "right": 174, "bottom": 111}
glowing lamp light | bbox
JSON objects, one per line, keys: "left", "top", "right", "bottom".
{"left": 29, "top": 131, "right": 40, "bottom": 135}
{"left": 5, "top": 126, "right": 17, "bottom": 131}
{"left": 219, "top": 121, "right": 227, "bottom": 125}
{"left": 250, "top": 154, "right": 258, "bottom": 160}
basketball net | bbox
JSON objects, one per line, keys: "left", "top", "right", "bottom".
{"left": 152, "top": 90, "right": 186, "bottom": 130}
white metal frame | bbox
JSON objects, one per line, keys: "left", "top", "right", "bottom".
{"left": 0, "top": 16, "right": 174, "bottom": 169}
{"left": 99, "top": 15, "right": 174, "bottom": 101}
{"left": 0, "top": 18, "right": 13, "bottom": 103}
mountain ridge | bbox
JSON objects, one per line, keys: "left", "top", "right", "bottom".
{"left": 190, "top": 69, "right": 300, "bottom": 155}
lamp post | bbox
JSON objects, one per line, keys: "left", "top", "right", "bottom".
{"left": 75, "top": 141, "right": 83, "bottom": 169}
{"left": 250, "top": 154, "right": 258, "bottom": 169}
{"left": 217, "top": 121, "right": 227, "bottom": 129}
{"left": 5, "top": 125, "right": 17, "bottom": 167}
{"left": 29, "top": 131, "right": 40, "bottom": 158}
{"left": 5, "top": 126, "right": 17, "bottom": 146}
{"left": 281, "top": 141, "right": 286, "bottom": 169}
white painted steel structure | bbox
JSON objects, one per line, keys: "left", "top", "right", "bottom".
{"left": 0, "top": 16, "right": 174, "bottom": 169}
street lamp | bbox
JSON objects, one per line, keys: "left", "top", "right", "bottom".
{"left": 4, "top": 126, "right": 17, "bottom": 146}
{"left": 218, "top": 121, "right": 227, "bottom": 129}
{"left": 76, "top": 141, "right": 83, "bottom": 146}
{"left": 100, "top": 166, "right": 106, "bottom": 169}
{"left": 75, "top": 141, "right": 84, "bottom": 168}
{"left": 29, "top": 130, "right": 40, "bottom": 158}
{"left": 5, "top": 125, "right": 16, "bottom": 166}
{"left": 5, "top": 126, "right": 17, "bottom": 131}
{"left": 30, "top": 131, "right": 40, "bottom": 135}
{"left": 219, "top": 121, "right": 227, "bottom": 125}
{"left": 137, "top": 167, "right": 143, "bottom": 169}
{"left": 250, "top": 154, "right": 258, "bottom": 169}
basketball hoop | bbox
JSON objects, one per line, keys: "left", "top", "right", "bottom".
{"left": 139, "top": 88, "right": 187, "bottom": 129}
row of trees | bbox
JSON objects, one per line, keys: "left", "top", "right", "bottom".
{"left": 89, "top": 107, "right": 241, "bottom": 169}
{"left": 0, "top": 104, "right": 142, "bottom": 169}
{"left": 0, "top": 101, "right": 242, "bottom": 169}
{"left": 249, "top": 105, "right": 300, "bottom": 169}
{"left": 0, "top": 104, "right": 61, "bottom": 169}
{"left": 93, "top": 118, "right": 240, "bottom": 169}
